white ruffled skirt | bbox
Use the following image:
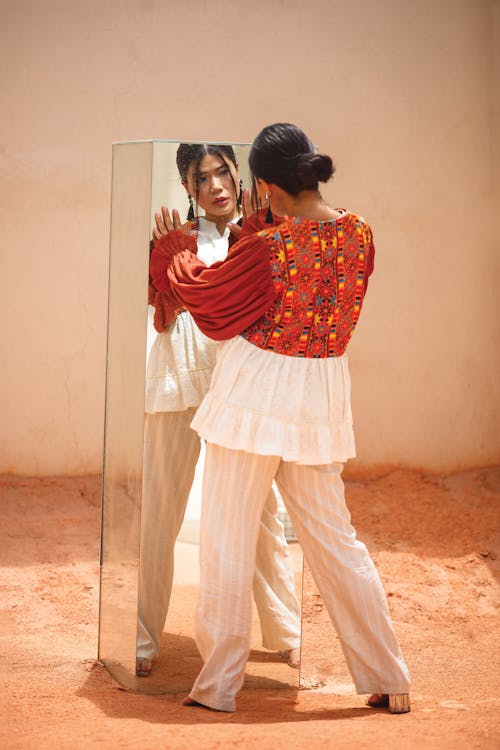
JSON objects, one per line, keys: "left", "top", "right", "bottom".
{"left": 145, "top": 311, "right": 217, "bottom": 413}
{"left": 191, "top": 336, "right": 356, "bottom": 465}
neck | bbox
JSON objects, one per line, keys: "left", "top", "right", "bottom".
{"left": 203, "top": 207, "right": 239, "bottom": 235}
{"left": 273, "top": 190, "right": 340, "bottom": 222}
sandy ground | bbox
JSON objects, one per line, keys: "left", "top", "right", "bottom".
{"left": 1, "top": 468, "right": 499, "bottom": 749}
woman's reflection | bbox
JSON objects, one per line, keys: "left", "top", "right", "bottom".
{"left": 136, "top": 143, "right": 301, "bottom": 677}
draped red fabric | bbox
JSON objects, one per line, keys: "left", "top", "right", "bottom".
{"left": 149, "top": 230, "right": 199, "bottom": 294}
{"left": 363, "top": 232, "right": 375, "bottom": 295}
{"left": 147, "top": 234, "right": 195, "bottom": 332}
{"left": 150, "top": 229, "right": 275, "bottom": 341}
{"left": 148, "top": 285, "right": 183, "bottom": 332}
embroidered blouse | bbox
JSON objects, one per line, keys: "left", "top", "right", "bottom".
{"left": 241, "top": 211, "right": 373, "bottom": 357}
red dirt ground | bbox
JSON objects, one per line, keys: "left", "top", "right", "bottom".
{"left": 1, "top": 468, "right": 499, "bottom": 749}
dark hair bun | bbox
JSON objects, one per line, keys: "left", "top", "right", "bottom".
{"left": 296, "top": 153, "right": 334, "bottom": 188}
{"left": 250, "top": 123, "right": 336, "bottom": 195}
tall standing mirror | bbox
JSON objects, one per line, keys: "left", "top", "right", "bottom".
{"left": 99, "top": 140, "right": 304, "bottom": 695}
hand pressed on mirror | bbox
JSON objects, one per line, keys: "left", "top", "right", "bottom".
{"left": 152, "top": 206, "right": 194, "bottom": 241}
{"left": 137, "top": 142, "right": 302, "bottom": 682}
{"left": 226, "top": 188, "right": 252, "bottom": 240}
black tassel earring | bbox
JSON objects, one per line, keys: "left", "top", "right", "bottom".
{"left": 237, "top": 179, "right": 243, "bottom": 207}
{"left": 187, "top": 194, "right": 195, "bottom": 221}
{"left": 265, "top": 192, "right": 273, "bottom": 224}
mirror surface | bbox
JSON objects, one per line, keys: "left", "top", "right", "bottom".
{"left": 99, "top": 140, "right": 303, "bottom": 694}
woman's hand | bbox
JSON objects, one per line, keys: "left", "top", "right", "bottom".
{"left": 152, "top": 206, "right": 193, "bottom": 242}
{"left": 228, "top": 189, "right": 254, "bottom": 239}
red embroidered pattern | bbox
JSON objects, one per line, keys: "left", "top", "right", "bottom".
{"left": 241, "top": 212, "right": 373, "bottom": 358}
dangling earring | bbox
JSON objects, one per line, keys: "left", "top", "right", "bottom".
{"left": 237, "top": 179, "right": 243, "bottom": 207}
{"left": 265, "top": 192, "right": 273, "bottom": 224}
{"left": 187, "top": 194, "right": 195, "bottom": 221}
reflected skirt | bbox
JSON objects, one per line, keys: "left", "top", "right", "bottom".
{"left": 145, "top": 311, "right": 217, "bottom": 413}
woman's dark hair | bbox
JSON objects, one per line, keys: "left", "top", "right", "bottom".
{"left": 176, "top": 143, "right": 240, "bottom": 210}
{"left": 249, "top": 123, "right": 335, "bottom": 196}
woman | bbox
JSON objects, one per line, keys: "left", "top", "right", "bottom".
{"left": 137, "top": 142, "right": 302, "bottom": 676}
{"left": 150, "top": 125, "right": 411, "bottom": 713}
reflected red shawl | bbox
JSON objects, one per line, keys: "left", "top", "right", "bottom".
{"left": 149, "top": 227, "right": 275, "bottom": 341}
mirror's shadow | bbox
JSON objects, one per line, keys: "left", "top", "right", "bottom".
{"left": 99, "top": 140, "right": 304, "bottom": 695}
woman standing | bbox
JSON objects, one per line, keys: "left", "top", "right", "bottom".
{"left": 150, "top": 125, "right": 411, "bottom": 713}
{"left": 137, "top": 142, "right": 301, "bottom": 676}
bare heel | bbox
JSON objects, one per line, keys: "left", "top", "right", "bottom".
{"left": 388, "top": 693, "right": 411, "bottom": 714}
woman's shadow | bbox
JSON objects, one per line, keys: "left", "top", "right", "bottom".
{"left": 77, "top": 632, "right": 369, "bottom": 725}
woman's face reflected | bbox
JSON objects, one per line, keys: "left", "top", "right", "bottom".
{"left": 184, "top": 153, "right": 240, "bottom": 222}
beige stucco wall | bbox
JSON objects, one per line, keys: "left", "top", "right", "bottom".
{"left": 0, "top": 0, "right": 498, "bottom": 475}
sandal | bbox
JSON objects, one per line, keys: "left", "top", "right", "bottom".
{"left": 136, "top": 657, "right": 153, "bottom": 677}
{"left": 367, "top": 693, "right": 411, "bottom": 713}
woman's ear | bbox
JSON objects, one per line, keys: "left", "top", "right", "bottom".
{"left": 181, "top": 179, "right": 189, "bottom": 195}
{"left": 257, "top": 178, "right": 271, "bottom": 201}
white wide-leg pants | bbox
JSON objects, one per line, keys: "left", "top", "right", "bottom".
{"left": 137, "top": 412, "right": 301, "bottom": 660}
{"left": 190, "top": 444, "right": 411, "bottom": 712}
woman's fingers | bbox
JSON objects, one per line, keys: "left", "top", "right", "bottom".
{"left": 242, "top": 189, "right": 253, "bottom": 220}
{"left": 171, "top": 208, "right": 183, "bottom": 230}
{"left": 152, "top": 206, "right": 182, "bottom": 240}
{"left": 152, "top": 206, "right": 194, "bottom": 242}
{"left": 161, "top": 206, "right": 175, "bottom": 231}
{"left": 154, "top": 210, "right": 167, "bottom": 235}
{"left": 154, "top": 206, "right": 174, "bottom": 237}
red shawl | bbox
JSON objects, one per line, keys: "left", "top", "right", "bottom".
{"left": 149, "top": 227, "right": 275, "bottom": 341}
